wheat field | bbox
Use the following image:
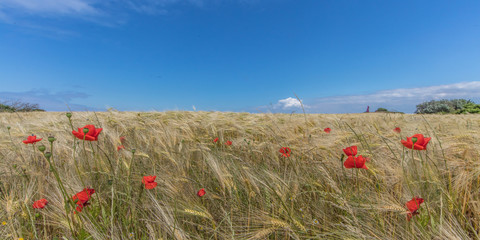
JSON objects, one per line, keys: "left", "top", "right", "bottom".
{"left": 1, "top": 111, "right": 480, "bottom": 239}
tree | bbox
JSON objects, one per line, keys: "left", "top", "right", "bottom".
{"left": 375, "top": 107, "right": 388, "bottom": 112}
{"left": 455, "top": 102, "right": 480, "bottom": 114}
{"left": 0, "top": 100, "right": 45, "bottom": 112}
{"left": 415, "top": 99, "right": 473, "bottom": 114}
{"left": 0, "top": 103, "right": 16, "bottom": 112}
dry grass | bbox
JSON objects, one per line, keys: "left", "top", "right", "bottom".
{"left": 1, "top": 111, "right": 480, "bottom": 239}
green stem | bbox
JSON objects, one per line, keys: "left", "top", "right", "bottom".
{"left": 411, "top": 146, "right": 419, "bottom": 181}
{"left": 26, "top": 202, "right": 38, "bottom": 239}
{"left": 356, "top": 168, "right": 359, "bottom": 194}
{"left": 42, "top": 152, "right": 75, "bottom": 237}
{"left": 32, "top": 144, "right": 37, "bottom": 165}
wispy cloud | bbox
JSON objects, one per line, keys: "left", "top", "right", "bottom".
{"left": 0, "top": 0, "right": 256, "bottom": 20}
{"left": 0, "top": 0, "right": 100, "bottom": 16}
{"left": 0, "top": 0, "right": 195, "bottom": 35}
{"left": 0, "top": 0, "right": 210, "bottom": 20}
{"left": 0, "top": 89, "right": 100, "bottom": 111}
{"left": 258, "top": 81, "right": 480, "bottom": 114}
{"left": 0, "top": 0, "right": 256, "bottom": 35}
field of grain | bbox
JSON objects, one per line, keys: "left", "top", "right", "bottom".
{"left": 1, "top": 111, "right": 480, "bottom": 239}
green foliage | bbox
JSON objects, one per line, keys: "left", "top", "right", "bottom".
{"left": 0, "top": 103, "right": 16, "bottom": 112}
{"left": 456, "top": 102, "right": 480, "bottom": 114}
{"left": 374, "top": 108, "right": 404, "bottom": 114}
{"left": 0, "top": 100, "right": 45, "bottom": 112}
{"left": 415, "top": 99, "right": 473, "bottom": 114}
{"left": 375, "top": 107, "right": 389, "bottom": 112}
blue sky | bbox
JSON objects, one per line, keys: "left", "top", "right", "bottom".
{"left": 1, "top": 0, "right": 480, "bottom": 113}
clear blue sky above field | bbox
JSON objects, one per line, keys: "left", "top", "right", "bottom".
{"left": 1, "top": 0, "right": 480, "bottom": 113}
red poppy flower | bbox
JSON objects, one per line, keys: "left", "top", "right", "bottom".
{"left": 72, "top": 125, "right": 103, "bottom": 141}
{"left": 120, "top": 136, "right": 126, "bottom": 144}
{"left": 117, "top": 145, "right": 125, "bottom": 151}
{"left": 72, "top": 188, "right": 95, "bottom": 214}
{"left": 279, "top": 147, "right": 291, "bottom": 157}
{"left": 324, "top": 128, "right": 331, "bottom": 134}
{"left": 343, "top": 155, "right": 368, "bottom": 169}
{"left": 401, "top": 134, "right": 431, "bottom": 150}
{"left": 394, "top": 127, "right": 401, "bottom": 133}
{"left": 32, "top": 199, "right": 48, "bottom": 209}
{"left": 23, "top": 135, "right": 42, "bottom": 144}
{"left": 225, "top": 140, "right": 232, "bottom": 146}
{"left": 342, "top": 146, "right": 357, "bottom": 156}
{"left": 142, "top": 176, "right": 158, "bottom": 189}
{"left": 213, "top": 137, "right": 219, "bottom": 143}
{"left": 406, "top": 197, "right": 424, "bottom": 221}
{"left": 197, "top": 188, "right": 206, "bottom": 197}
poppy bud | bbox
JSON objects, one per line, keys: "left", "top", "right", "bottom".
{"left": 7, "top": 126, "right": 10, "bottom": 130}
{"left": 38, "top": 145, "right": 46, "bottom": 152}
{"left": 48, "top": 136, "right": 56, "bottom": 143}
{"left": 44, "top": 152, "right": 52, "bottom": 159}
{"left": 83, "top": 128, "right": 89, "bottom": 134}
{"left": 35, "top": 213, "right": 40, "bottom": 218}
{"left": 131, "top": 149, "right": 136, "bottom": 154}
{"left": 66, "top": 112, "right": 72, "bottom": 118}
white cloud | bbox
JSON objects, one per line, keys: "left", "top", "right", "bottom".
{"left": 274, "top": 97, "right": 307, "bottom": 109}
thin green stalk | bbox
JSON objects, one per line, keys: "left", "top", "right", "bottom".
{"left": 32, "top": 144, "right": 37, "bottom": 165}
{"left": 127, "top": 150, "right": 136, "bottom": 194}
{"left": 356, "top": 168, "right": 359, "bottom": 194}
{"left": 42, "top": 152, "right": 76, "bottom": 238}
{"left": 410, "top": 146, "right": 420, "bottom": 181}
{"left": 82, "top": 134, "right": 93, "bottom": 174}
{"left": 401, "top": 146, "right": 416, "bottom": 204}
{"left": 26, "top": 202, "right": 38, "bottom": 239}
{"left": 420, "top": 115, "right": 450, "bottom": 192}
{"left": 90, "top": 141, "right": 100, "bottom": 173}
{"left": 7, "top": 127, "right": 27, "bottom": 162}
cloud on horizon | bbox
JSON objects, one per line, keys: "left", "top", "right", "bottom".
{"left": 259, "top": 81, "right": 480, "bottom": 114}
{"left": 0, "top": 89, "right": 101, "bottom": 111}
{"left": 3, "top": 81, "right": 480, "bottom": 113}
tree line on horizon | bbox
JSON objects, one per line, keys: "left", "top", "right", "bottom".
{"left": 373, "top": 98, "right": 480, "bottom": 114}
{"left": 0, "top": 100, "right": 45, "bottom": 112}
{"left": 1, "top": 98, "right": 480, "bottom": 114}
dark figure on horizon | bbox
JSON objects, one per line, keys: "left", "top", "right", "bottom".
{"left": 365, "top": 106, "right": 370, "bottom": 113}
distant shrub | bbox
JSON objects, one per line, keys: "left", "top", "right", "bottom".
{"left": 0, "top": 103, "right": 16, "bottom": 112}
{"left": 455, "top": 102, "right": 480, "bottom": 114}
{"left": 415, "top": 99, "right": 473, "bottom": 114}
{"left": 375, "top": 108, "right": 388, "bottom": 112}
{"left": 373, "top": 107, "right": 404, "bottom": 114}
{"left": 0, "top": 100, "right": 45, "bottom": 112}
